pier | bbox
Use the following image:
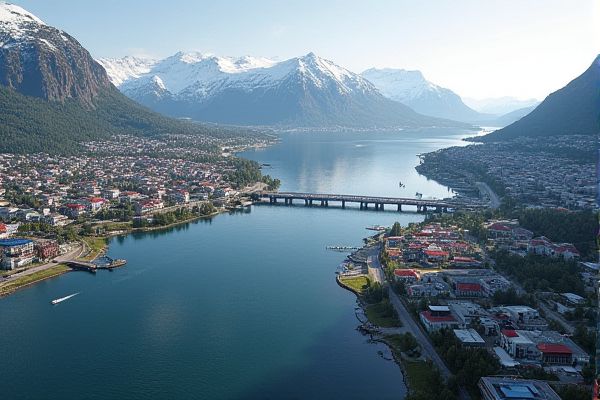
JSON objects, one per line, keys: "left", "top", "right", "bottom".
{"left": 65, "top": 258, "right": 127, "bottom": 272}
{"left": 254, "top": 192, "right": 464, "bottom": 212}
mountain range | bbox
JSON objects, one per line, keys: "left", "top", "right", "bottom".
{"left": 360, "top": 68, "right": 487, "bottom": 122}
{"left": 0, "top": 3, "right": 255, "bottom": 154}
{"left": 480, "top": 55, "right": 600, "bottom": 141}
{"left": 98, "top": 52, "right": 469, "bottom": 129}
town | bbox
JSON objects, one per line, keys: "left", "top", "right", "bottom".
{"left": 416, "top": 135, "right": 597, "bottom": 210}
{"left": 337, "top": 214, "right": 596, "bottom": 400}
{"left": 0, "top": 133, "right": 278, "bottom": 295}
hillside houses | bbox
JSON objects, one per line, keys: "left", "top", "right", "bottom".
{"left": 485, "top": 220, "right": 580, "bottom": 260}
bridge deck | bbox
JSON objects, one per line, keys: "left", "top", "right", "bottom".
{"left": 259, "top": 192, "right": 456, "bottom": 207}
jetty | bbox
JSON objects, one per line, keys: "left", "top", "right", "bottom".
{"left": 65, "top": 258, "right": 127, "bottom": 272}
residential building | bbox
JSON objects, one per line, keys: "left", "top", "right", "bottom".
{"left": 478, "top": 377, "right": 561, "bottom": 400}
{"left": 0, "top": 238, "right": 34, "bottom": 270}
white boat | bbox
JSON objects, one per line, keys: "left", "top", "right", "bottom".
{"left": 366, "top": 225, "right": 386, "bottom": 231}
{"left": 50, "top": 292, "right": 79, "bottom": 305}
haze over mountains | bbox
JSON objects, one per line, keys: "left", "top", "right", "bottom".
{"left": 99, "top": 52, "right": 468, "bottom": 129}
{"left": 361, "top": 68, "right": 486, "bottom": 122}
{"left": 480, "top": 55, "right": 600, "bottom": 141}
{"left": 463, "top": 96, "right": 540, "bottom": 115}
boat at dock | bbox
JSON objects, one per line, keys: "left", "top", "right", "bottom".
{"left": 50, "top": 292, "right": 79, "bottom": 305}
{"left": 365, "top": 225, "right": 386, "bottom": 231}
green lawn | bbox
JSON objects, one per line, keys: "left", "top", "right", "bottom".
{"left": 365, "top": 300, "right": 402, "bottom": 327}
{"left": 80, "top": 236, "right": 108, "bottom": 261}
{"left": 0, "top": 264, "right": 70, "bottom": 296}
{"left": 404, "top": 361, "right": 439, "bottom": 394}
{"left": 385, "top": 333, "right": 418, "bottom": 353}
{"left": 338, "top": 275, "right": 370, "bottom": 294}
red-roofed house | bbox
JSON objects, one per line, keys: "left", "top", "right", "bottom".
{"left": 423, "top": 249, "right": 449, "bottom": 263}
{"left": 451, "top": 256, "right": 482, "bottom": 268}
{"left": 537, "top": 343, "right": 573, "bottom": 365}
{"left": 455, "top": 282, "right": 483, "bottom": 297}
{"left": 554, "top": 244, "right": 580, "bottom": 260}
{"left": 419, "top": 305, "right": 462, "bottom": 332}
{"left": 63, "top": 203, "right": 86, "bottom": 218}
{"left": 488, "top": 223, "right": 512, "bottom": 238}
{"left": 528, "top": 237, "right": 554, "bottom": 256}
{"left": 86, "top": 197, "right": 108, "bottom": 213}
{"left": 393, "top": 269, "right": 420, "bottom": 284}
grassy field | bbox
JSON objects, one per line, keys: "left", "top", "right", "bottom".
{"left": 81, "top": 236, "right": 108, "bottom": 261}
{"left": 0, "top": 264, "right": 70, "bottom": 297}
{"left": 338, "top": 275, "right": 370, "bottom": 294}
{"left": 404, "top": 361, "right": 439, "bottom": 393}
{"left": 365, "top": 300, "right": 402, "bottom": 327}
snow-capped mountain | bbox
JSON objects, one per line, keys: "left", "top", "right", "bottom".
{"left": 0, "top": 2, "right": 112, "bottom": 106}
{"left": 0, "top": 2, "right": 252, "bottom": 154}
{"left": 361, "top": 68, "right": 485, "bottom": 122}
{"left": 100, "top": 51, "right": 469, "bottom": 128}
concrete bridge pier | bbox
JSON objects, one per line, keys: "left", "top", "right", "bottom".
{"left": 380, "top": 203, "right": 384, "bottom": 211}
{"left": 417, "top": 205, "right": 422, "bottom": 213}
{"left": 304, "top": 199, "right": 309, "bottom": 206}
{"left": 341, "top": 200, "right": 345, "bottom": 209}
{"left": 397, "top": 204, "right": 402, "bottom": 212}
{"left": 423, "top": 205, "right": 428, "bottom": 213}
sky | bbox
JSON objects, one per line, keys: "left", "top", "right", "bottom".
{"left": 14, "top": 0, "right": 600, "bottom": 100}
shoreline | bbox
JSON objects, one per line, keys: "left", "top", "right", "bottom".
{"left": 0, "top": 264, "right": 72, "bottom": 298}
{"left": 0, "top": 208, "right": 229, "bottom": 298}
{"left": 336, "top": 273, "right": 415, "bottom": 395}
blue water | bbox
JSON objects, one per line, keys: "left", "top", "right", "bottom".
{"left": 0, "top": 128, "right": 472, "bottom": 399}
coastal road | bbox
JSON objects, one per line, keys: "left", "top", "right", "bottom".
{"left": 387, "top": 287, "right": 453, "bottom": 380}
{"left": 387, "top": 288, "right": 472, "bottom": 399}
{"left": 0, "top": 244, "right": 84, "bottom": 284}
{"left": 475, "top": 182, "right": 501, "bottom": 209}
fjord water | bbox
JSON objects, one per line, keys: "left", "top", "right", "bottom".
{"left": 0, "top": 129, "right": 472, "bottom": 399}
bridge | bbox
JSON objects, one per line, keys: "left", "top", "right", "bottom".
{"left": 253, "top": 192, "right": 463, "bottom": 212}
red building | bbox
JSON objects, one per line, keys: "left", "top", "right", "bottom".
{"left": 537, "top": 343, "right": 573, "bottom": 365}
{"left": 35, "top": 239, "right": 59, "bottom": 260}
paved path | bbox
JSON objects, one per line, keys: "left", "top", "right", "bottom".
{"left": 387, "top": 287, "right": 453, "bottom": 380}
{"left": 0, "top": 244, "right": 84, "bottom": 284}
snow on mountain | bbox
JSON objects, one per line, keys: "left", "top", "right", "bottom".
{"left": 0, "top": 2, "right": 44, "bottom": 27}
{"left": 96, "top": 56, "right": 157, "bottom": 86}
{"left": 99, "top": 51, "right": 468, "bottom": 128}
{"left": 361, "top": 68, "right": 484, "bottom": 122}
{"left": 361, "top": 68, "right": 443, "bottom": 103}
{"left": 101, "top": 51, "right": 373, "bottom": 97}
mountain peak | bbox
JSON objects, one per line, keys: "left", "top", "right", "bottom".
{"left": 0, "top": 2, "right": 44, "bottom": 25}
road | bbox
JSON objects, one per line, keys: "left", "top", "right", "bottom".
{"left": 475, "top": 182, "right": 501, "bottom": 209}
{"left": 508, "top": 278, "right": 576, "bottom": 335}
{"left": 0, "top": 243, "right": 84, "bottom": 284}
{"left": 372, "top": 247, "right": 471, "bottom": 400}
